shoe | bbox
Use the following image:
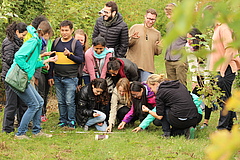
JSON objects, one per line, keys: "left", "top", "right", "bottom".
{"left": 185, "top": 126, "right": 195, "bottom": 139}
{"left": 161, "top": 132, "right": 171, "bottom": 139}
{"left": 34, "top": 131, "right": 52, "bottom": 138}
{"left": 41, "top": 115, "right": 48, "bottom": 122}
{"left": 68, "top": 121, "right": 76, "bottom": 130}
{"left": 58, "top": 122, "right": 67, "bottom": 128}
{"left": 200, "top": 123, "right": 208, "bottom": 129}
{"left": 15, "top": 134, "right": 30, "bottom": 140}
{"left": 84, "top": 125, "right": 89, "bottom": 131}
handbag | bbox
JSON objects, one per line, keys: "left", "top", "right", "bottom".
{"left": 5, "top": 64, "right": 28, "bottom": 92}
{"left": 5, "top": 46, "right": 35, "bottom": 92}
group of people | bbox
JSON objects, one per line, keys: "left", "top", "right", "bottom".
{"left": 1, "top": 1, "right": 239, "bottom": 140}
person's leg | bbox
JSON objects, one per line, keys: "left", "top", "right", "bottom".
{"left": 85, "top": 110, "right": 106, "bottom": 127}
{"left": 62, "top": 77, "right": 78, "bottom": 127}
{"left": 14, "top": 84, "right": 43, "bottom": 136}
{"left": 138, "top": 69, "right": 152, "bottom": 82}
{"left": 38, "top": 73, "right": 50, "bottom": 117}
{"left": 175, "top": 61, "right": 188, "bottom": 86}
{"left": 54, "top": 76, "right": 68, "bottom": 125}
{"left": 82, "top": 75, "right": 90, "bottom": 85}
{"left": 2, "top": 84, "right": 18, "bottom": 133}
{"left": 165, "top": 61, "right": 177, "bottom": 81}
{"left": 153, "top": 119, "right": 162, "bottom": 126}
{"left": 117, "top": 106, "right": 130, "bottom": 122}
{"left": 17, "top": 98, "right": 28, "bottom": 125}
{"left": 216, "top": 66, "right": 236, "bottom": 130}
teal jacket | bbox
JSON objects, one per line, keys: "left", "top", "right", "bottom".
{"left": 139, "top": 93, "right": 203, "bottom": 130}
{"left": 7, "top": 36, "right": 44, "bottom": 81}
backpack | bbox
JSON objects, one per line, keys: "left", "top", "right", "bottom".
{"left": 53, "top": 37, "right": 77, "bottom": 53}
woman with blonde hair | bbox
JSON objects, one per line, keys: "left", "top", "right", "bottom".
{"left": 118, "top": 74, "right": 164, "bottom": 130}
{"left": 106, "top": 78, "right": 131, "bottom": 132}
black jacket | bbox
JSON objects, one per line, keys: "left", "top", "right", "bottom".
{"left": 120, "top": 58, "right": 139, "bottom": 81}
{"left": 92, "top": 13, "right": 129, "bottom": 58}
{"left": 156, "top": 80, "right": 198, "bottom": 118}
{"left": 76, "top": 84, "right": 107, "bottom": 127}
{"left": 1, "top": 35, "right": 23, "bottom": 80}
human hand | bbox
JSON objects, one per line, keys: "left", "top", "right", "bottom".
{"left": 131, "top": 32, "right": 140, "bottom": 39}
{"left": 132, "top": 127, "right": 142, "bottom": 133}
{"left": 142, "top": 105, "right": 150, "bottom": 112}
{"left": 48, "top": 79, "right": 54, "bottom": 87}
{"left": 93, "top": 113, "right": 100, "bottom": 117}
{"left": 106, "top": 125, "right": 112, "bottom": 132}
{"left": 64, "top": 48, "right": 70, "bottom": 56}
{"left": 118, "top": 122, "right": 126, "bottom": 130}
{"left": 44, "top": 55, "right": 58, "bottom": 64}
{"left": 42, "top": 51, "right": 56, "bottom": 57}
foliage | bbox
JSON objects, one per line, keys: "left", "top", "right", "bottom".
{"left": 205, "top": 125, "right": 240, "bottom": 160}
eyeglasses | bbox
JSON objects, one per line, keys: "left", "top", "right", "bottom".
{"left": 103, "top": 10, "right": 111, "bottom": 14}
{"left": 146, "top": 17, "right": 156, "bottom": 22}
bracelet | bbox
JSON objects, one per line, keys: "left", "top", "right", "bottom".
{"left": 148, "top": 109, "right": 150, "bottom": 113}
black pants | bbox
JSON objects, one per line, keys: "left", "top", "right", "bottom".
{"left": 38, "top": 72, "right": 50, "bottom": 116}
{"left": 117, "top": 106, "right": 146, "bottom": 124}
{"left": 216, "top": 66, "right": 236, "bottom": 131}
{"left": 2, "top": 83, "right": 27, "bottom": 133}
{"left": 161, "top": 108, "right": 198, "bottom": 135}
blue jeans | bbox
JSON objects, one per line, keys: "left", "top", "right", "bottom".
{"left": 54, "top": 76, "right": 78, "bottom": 125}
{"left": 12, "top": 83, "right": 44, "bottom": 136}
{"left": 86, "top": 110, "right": 107, "bottom": 131}
{"left": 139, "top": 69, "right": 152, "bottom": 82}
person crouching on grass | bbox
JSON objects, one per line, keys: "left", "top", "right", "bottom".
{"left": 142, "top": 79, "right": 200, "bottom": 139}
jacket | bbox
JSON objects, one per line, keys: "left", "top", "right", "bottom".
{"left": 156, "top": 80, "right": 198, "bottom": 118}
{"left": 1, "top": 35, "right": 23, "bottom": 80}
{"left": 76, "top": 84, "right": 107, "bottom": 127}
{"left": 118, "top": 58, "right": 139, "bottom": 81}
{"left": 92, "top": 13, "right": 129, "bottom": 58}
{"left": 6, "top": 36, "right": 44, "bottom": 81}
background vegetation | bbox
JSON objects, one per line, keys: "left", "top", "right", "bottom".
{"left": 1, "top": 0, "right": 240, "bottom": 159}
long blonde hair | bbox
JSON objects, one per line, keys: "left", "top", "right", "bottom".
{"left": 116, "top": 78, "right": 131, "bottom": 107}
{"left": 146, "top": 74, "right": 165, "bottom": 85}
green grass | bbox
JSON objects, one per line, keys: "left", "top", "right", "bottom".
{"left": 1, "top": 110, "right": 220, "bottom": 160}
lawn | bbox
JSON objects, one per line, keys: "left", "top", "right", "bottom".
{"left": 0, "top": 54, "right": 239, "bottom": 160}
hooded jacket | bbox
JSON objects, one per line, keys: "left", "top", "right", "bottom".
{"left": 92, "top": 13, "right": 129, "bottom": 58}
{"left": 6, "top": 36, "right": 44, "bottom": 81}
{"left": 156, "top": 80, "right": 198, "bottom": 118}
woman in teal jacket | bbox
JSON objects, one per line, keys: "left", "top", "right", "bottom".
{"left": 7, "top": 21, "right": 57, "bottom": 139}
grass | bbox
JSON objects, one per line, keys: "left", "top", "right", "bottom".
{"left": 0, "top": 54, "right": 240, "bottom": 160}
{"left": 1, "top": 110, "right": 220, "bottom": 160}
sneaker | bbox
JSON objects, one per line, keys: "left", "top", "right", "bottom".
{"left": 34, "top": 131, "right": 52, "bottom": 138}
{"left": 200, "top": 123, "right": 208, "bottom": 129}
{"left": 161, "top": 132, "right": 171, "bottom": 139}
{"left": 58, "top": 122, "right": 67, "bottom": 128}
{"left": 15, "top": 134, "right": 30, "bottom": 140}
{"left": 68, "top": 121, "right": 76, "bottom": 130}
{"left": 84, "top": 125, "right": 89, "bottom": 131}
{"left": 185, "top": 126, "right": 195, "bottom": 139}
{"left": 41, "top": 115, "right": 48, "bottom": 122}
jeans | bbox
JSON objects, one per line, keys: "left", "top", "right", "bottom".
{"left": 12, "top": 83, "right": 44, "bottom": 136}
{"left": 139, "top": 69, "right": 152, "bottom": 82}
{"left": 54, "top": 76, "right": 78, "bottom": 125}
{"left": 85, "top": 110, "right": 107, "bottom": 131}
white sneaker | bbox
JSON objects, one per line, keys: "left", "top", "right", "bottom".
{"left": 84, "top": 125, "right": 89, "bottom": 131}
{"left": 15, "top": 134, "right": 30, "bottom": 140}
{"left": 34, "top": 131, "right": 52, "bottom": 138}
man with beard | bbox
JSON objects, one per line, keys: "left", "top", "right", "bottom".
{"left": 92, "top": 1, "right": 128, "bottom": 58}
{"left": 126, "top": 9, "right": 162, "bottom": 82}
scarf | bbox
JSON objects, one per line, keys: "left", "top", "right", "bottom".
{"left": 93, "top": 47, "right": 113, "bottom": 59}
{"left": 103, "top": 13, "right": 118, "bottom": 27}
